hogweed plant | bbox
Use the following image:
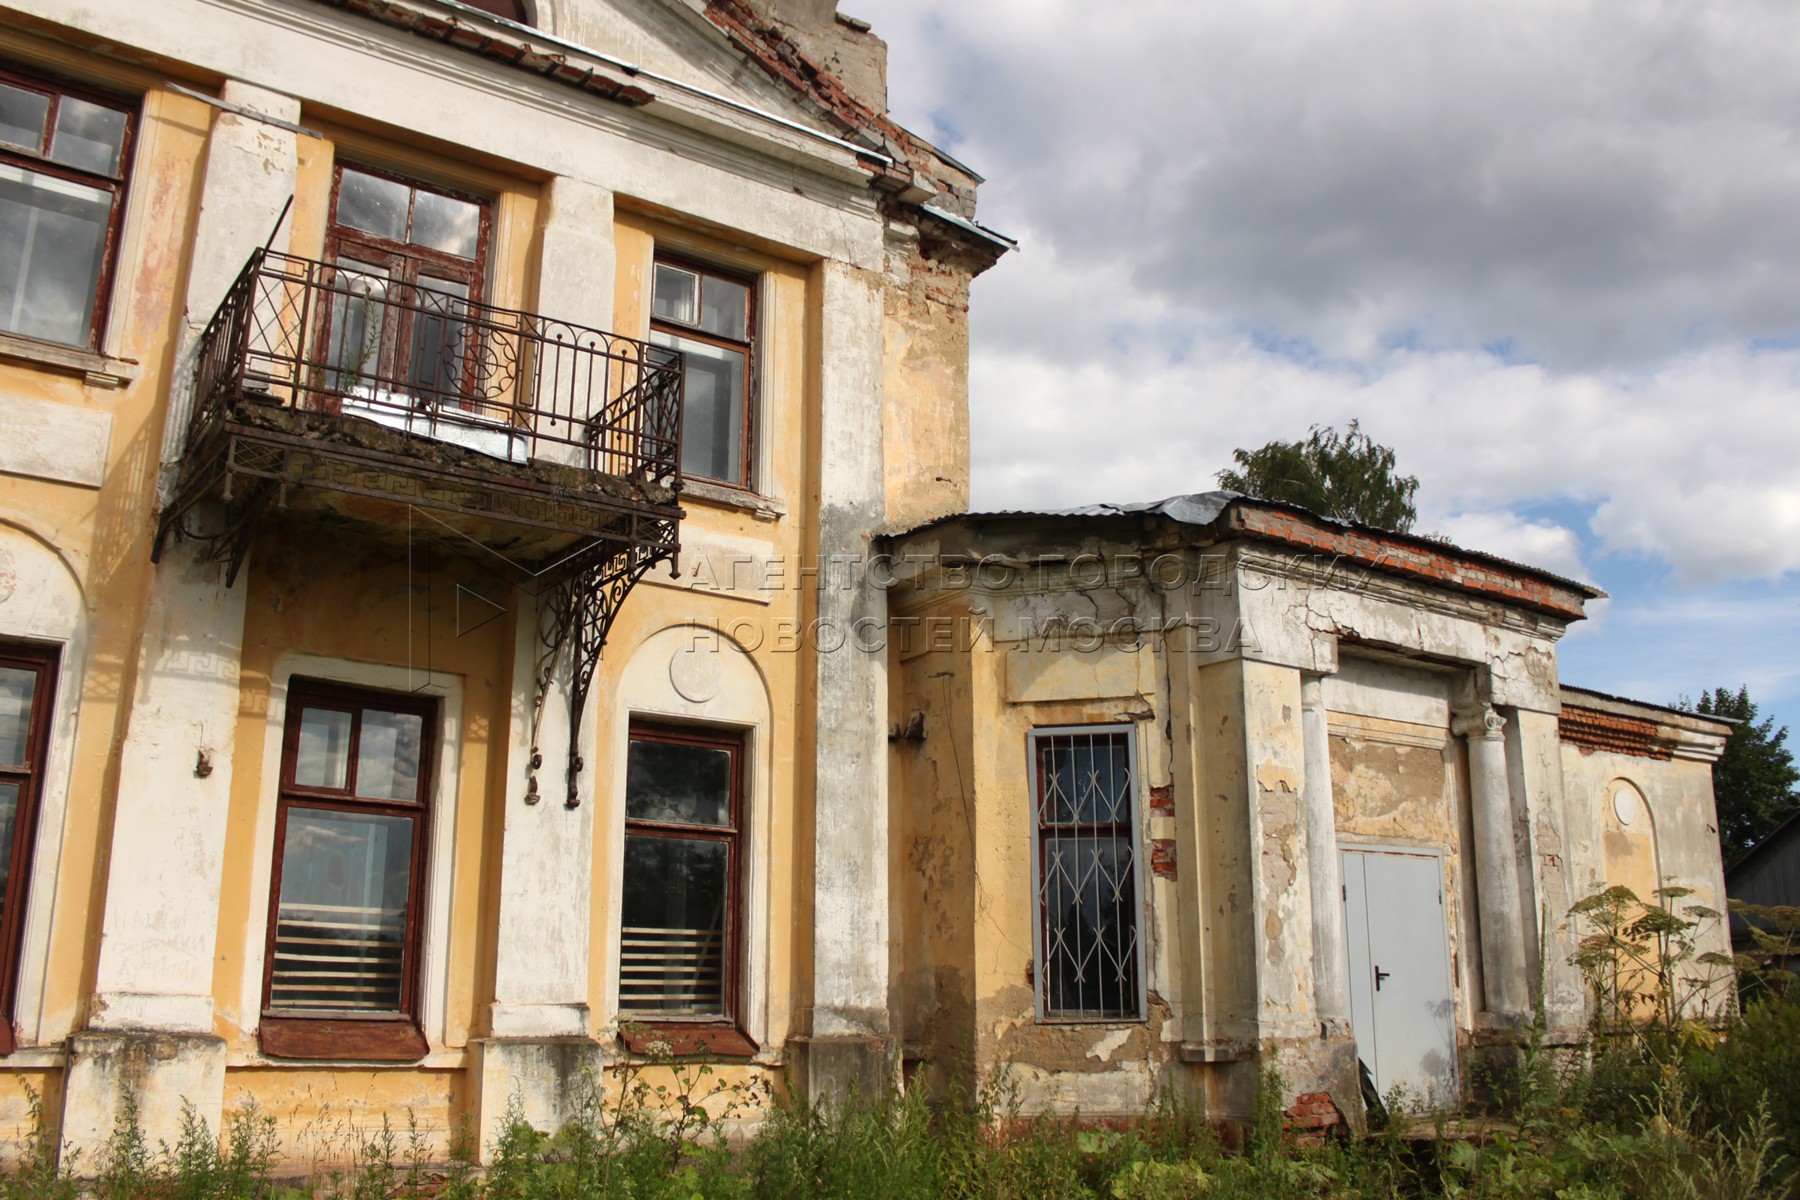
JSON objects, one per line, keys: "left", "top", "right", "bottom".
{"left": 1569, "top": 884, "right": 1737, "bottom": 1051}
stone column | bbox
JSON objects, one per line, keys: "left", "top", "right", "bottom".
{"left": 63, "top": 80, "right": 299, "bottom": 1162}
{"left": 799, "top": 259, "right": 891, "bottom": 1102}
{"left": 473, "top": 592, "right": 600, "bottom": 1158}
{"left": 1301, "top": 677, "right": 1350, "bottom": 1031}
{"left": 1455, "top": 704, "right": 1531, "bottom": 1019}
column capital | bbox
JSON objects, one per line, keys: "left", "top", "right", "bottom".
{"left": 1452, "top": 704, "right": 1506, "bottom": 741}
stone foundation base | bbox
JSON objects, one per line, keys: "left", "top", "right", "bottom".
{"left": 60, "top": 1031, "right": 226, "bottom": 1164}
{"left": 790, "top": 1034, "right": 893, "bottom": 1107}
{"left": 471, "top": 1036, "right": 604, "bottom": 1163}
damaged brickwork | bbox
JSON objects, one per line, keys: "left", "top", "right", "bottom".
{"left": 1559, "top": 704, "right": 1674, "bottom": 760}
{"left": 1283, "top": 1091, "right": 1347, "bottom": 1143}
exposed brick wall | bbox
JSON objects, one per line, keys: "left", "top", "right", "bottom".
{"left": 1230, "top": 506, "right": 1592, "bottom": 620}
{"left": 1148, "top": 783, "right": 1174, "bottom": 817}
{"left": 1559, "top": 704, "right": 1672, "bottom": 760}
{"left": 1149, "top": 838, "right": 1177, "bottom": 880}
{"left": 1282, "top": 1091, "right": 1346, "bottom": 1142}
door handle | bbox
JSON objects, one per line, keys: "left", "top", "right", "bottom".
{"left": 1374, "top": 966, "right": 1391, "bottom": 992}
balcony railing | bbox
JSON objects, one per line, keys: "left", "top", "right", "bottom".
{"left": 189, "top": 248, "right": 683, "bottom": 486}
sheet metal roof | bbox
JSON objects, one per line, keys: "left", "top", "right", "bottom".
{"left": 901, "top": 490, "right": 1605, "bottom": 600}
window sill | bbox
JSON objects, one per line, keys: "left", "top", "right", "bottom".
{"left": 0, "top": 332, "right": 138, "bottom": 389}
{"left": 679, "top": 478, "right": 786, "bottom": 522}
{"left": 259, "top": 1016, "right": 429, "bottom": 1062}
{"left": 619, "top": 1023, "right": 759, "bottom": 1059}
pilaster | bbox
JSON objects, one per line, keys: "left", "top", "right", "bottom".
{"left": 473, "top": 592, "right": 600, "bottom": 1157}
{"left": 1300, "top": 676, "right": 1350, "bottom": 1030}
{"left": 802, "top": 258, "right": 891, "bottom": 1100}
{"left": 65, "top": 78, "right": 300, "bottom": 1159}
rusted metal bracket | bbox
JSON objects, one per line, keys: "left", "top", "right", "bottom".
{"left": 532, "top": 520, "right": 679, "bottom": 808}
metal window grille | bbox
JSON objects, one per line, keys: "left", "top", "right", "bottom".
{"left": 1032, "top": 727, "right": 1144, "bottom": 1020}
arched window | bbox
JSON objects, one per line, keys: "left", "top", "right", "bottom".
{"left": 459, "top": 0, "right": 530, "bottom": 22}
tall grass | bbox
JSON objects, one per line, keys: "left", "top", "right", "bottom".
{"left": 6, "top": 891, "right": 1799, "bottom": 1197}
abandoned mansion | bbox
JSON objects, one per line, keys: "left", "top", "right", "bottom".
{"left": 0, "top": 0, "right": 1732, "bottom": 1162}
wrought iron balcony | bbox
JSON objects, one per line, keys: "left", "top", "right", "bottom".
{"left": 156, "top": 248, "right": 684, "bottom": 586}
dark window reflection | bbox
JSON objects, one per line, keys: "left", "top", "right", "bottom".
{"left": 620, "top": 729, "right": 738, "bottom": 1021}
{"left": 626, "top": 738, "right": 731, "bottom": 826}
{"left": 1035, "top": 731, "right": 1141, "bottom": 1020}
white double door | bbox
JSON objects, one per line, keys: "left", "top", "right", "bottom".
{"left": 1341, "top": 847, "right": 1459, "bottom": 1105}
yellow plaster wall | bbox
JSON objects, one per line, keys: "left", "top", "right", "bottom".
{"left": 1560, "top": 746, "right": 1728, "bottom": 919}
{"left": 223, "top": 1067, "right": 464, "bottom": 1163}
{"left": 881, "top": 243, "right": 973, "bottom": 531}
{"left": 582, "top": 212, "right": 817, "bottom": 1071}
{"left": 1329, "top": 730, "right": 1457, "bottom": 846}
{"left": 210, "top": 530, "right": 512, "bottom": 1060}
{"left": 0, "top": 1068, "right": 62, "bottom": 1149}
{"left": 0, "top": 65, "right": 213, "bottom": 1048}
{"left": 888, "top": 594, "right": 1173, "bottom": 1111}
{"left": 890, "top": 596, "right": 981, "bottom": 1090}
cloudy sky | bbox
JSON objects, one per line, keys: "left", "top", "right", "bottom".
{"left": 875, "top": 0, "right": 1800, "bottom": 740}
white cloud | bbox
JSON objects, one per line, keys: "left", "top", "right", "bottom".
{"left": 874, "top": 1, "right": 1800, "bottom": 586}
{"left": 1427, "top": 511, "right": 1591, "bottom": 585}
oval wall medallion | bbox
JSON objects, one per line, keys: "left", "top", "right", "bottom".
{"left": 670, "top": 641, "right": 722, "bottom": 703}
{"left": 0, "top": 546, "right": 15, "bottom": 605}
{"left": 1612, "top": 786, "right": 1639, "bottom": 827}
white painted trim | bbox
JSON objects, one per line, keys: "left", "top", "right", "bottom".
{"left": 0, "top": 523, "right": 89, "bottom": 1049}
{"left": 0, "top": 392, "right": 114, "bottom": 489}
{"left": 237, "top": 655, "right": 464, "bottom": 1053}
{"left": 607, "top": 625, "right": 774, "bottom": 1053}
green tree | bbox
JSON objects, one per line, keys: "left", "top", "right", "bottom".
{"left": 1677, "top": 685, "right": 1799, "bottom": 864}
{"left": 1215, "top": 419, "right": 1419, "bottom": 532}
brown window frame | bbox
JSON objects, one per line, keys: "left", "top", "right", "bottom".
{"left": 0, "top": 62, "right": 136, "bottom": 351}
{"left": 649, "top": 253, "right": 757, "bottom": 490}
{"left": 0, "top": 641, "right": 58, "bottom": 1057}
{"left": 319, "top": 162, "right": 493, "bottom": 408}
{"left": 618, "top": 721, "right": 755, "bottom": 1058}
{"left": 259, "top": 680, "right": 437, "bottom": 1061}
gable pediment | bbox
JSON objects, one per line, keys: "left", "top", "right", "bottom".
{"left": 545, "top": 0, "right": 870, "bottom": 147}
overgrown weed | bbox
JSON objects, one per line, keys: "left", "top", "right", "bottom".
{"left": 6, "top": 889, "right": 1800, "bottom": 1197}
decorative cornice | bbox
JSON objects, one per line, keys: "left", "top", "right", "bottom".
{"left": 1226, "top": 505, "right": 1597, "bottom": 621}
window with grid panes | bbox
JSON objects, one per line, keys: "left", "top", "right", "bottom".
{"left": 0, "top": 642, "right": 57, "bottom": 1057}
{"left": 1030, "top": 727, "right": 1144, "bottom": 1021}
{"left": 322, "top": 164, "right": 489, "bottom": 407}
{"left": 648, "top": 257, "right": 754, "bottom": 487}
{"left": 261, "top": 683, "right": 435, "bottom": 1058}
{"left": 0, "top": 65, "right": 134, "bottom": 348}
{"left": 619, "top": 724, "right": 742, "bottom": 1026}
